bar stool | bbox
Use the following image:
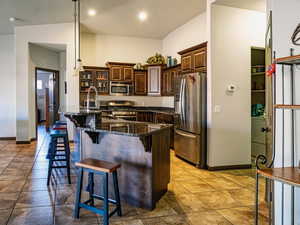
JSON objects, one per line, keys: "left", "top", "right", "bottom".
{"left": 47, "top": 129, "right": 71, "bottom": 185}
{"left": 74, "top": 158, "right": 122, "bottom": 225}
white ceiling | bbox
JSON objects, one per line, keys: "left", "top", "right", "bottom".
{"left": 215, "top": 0, "right": 266, "bottom": 12}
{"left": 0, "top": 0, "right": 206, "bottom": 39}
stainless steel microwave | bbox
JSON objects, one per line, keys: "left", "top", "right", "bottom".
{"left": 109, "top": 82, "right": 133, "bottom": 96}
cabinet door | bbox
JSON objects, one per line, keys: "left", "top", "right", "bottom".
{"left": 169, "top": 71, "right": 175, "bottom": 95}
{"left": 123, "top": 67, "right": 134, "bottom": 81}
{"left": 148, "top": 66, "right": 161, "bottom": 96}
{"left": 181, "top": 54, "right": 192, "bottom": 72}
{"left": 194, "top": 48, "right": 206, "bottom": 70}
{"left": 134, "top": 71, "right": 147, "bottom": 95}
{"left": 110, "top": 66, "right": 122, "bottom": 81}
{"left": 162, "top": 71, "right": 169, "bottom": 96}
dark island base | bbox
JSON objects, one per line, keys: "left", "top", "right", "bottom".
{"left": 73, "top": 128, "right": 171, "bottom": 210}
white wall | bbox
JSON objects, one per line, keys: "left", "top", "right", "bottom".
{"left": 0, "top": 35, "right": 16, "bottom": 138}
{"left": 59, "top": 51, "right": 67, "bottom": 112}
{"left": 15, "top": 23, "right": 76, "bottom": 142}
{"left": 207, "top": 4, "right": 266, "bottom": 167}
{"left": 266, "top": 0, "right": 300, "bottom": 224}
{"left": 162, "top": 12, "right": 207, "bottom": 60}
{"left": 82, "top": 33, "right": 163, "bottom": 66}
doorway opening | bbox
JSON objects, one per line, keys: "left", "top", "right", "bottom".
{"left": 35, "top": 68, "right": 60, "bottom": 133}
{"left": 251, "top": 47, "right": 266, "bottom": 160}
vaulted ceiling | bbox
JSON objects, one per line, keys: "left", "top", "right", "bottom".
{"left": 0, "top": 0, "right": 206, "bottom": 38}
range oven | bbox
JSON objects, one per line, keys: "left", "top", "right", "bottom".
{"left": 110, "top": 82, "right": 133, "bottom": 96}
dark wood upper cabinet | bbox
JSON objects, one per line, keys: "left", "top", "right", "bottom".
{"left": 181, "top": 54, "right": 192, "bottom": 73}
{"left": 124, "top": 66, "right": 134, "bottom": 81}
{"left": 134, "top": 70, "right": 147, "bottom": 95}
{"left": 110, "top": 66, "right": 122, "bottom": 81}
{"left": 194, "top": 48, "right": 206, "bottom": 70}
{"left": 106, "top": 62, "right": 135, "bottom": 82}
{"left": 178, "top": 42, "right": 207, "bottom": 74}
{"left": 162, "top": 64, "right": 180, "bottom": 96}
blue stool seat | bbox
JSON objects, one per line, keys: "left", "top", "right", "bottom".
{"left": 74, "top": 158, "right": 122, "bottom": 225}
{"left": 47, "top": 128, "right": 71, "bottom": 185}
{"left": 55, "top": 121, "right": 67, "bottom": 126}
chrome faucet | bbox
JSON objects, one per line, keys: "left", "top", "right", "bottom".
{"left": 87, "top": 86, "right": 99, "bottom": 110}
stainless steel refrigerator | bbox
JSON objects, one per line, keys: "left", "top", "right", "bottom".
{"left": 174, "top": 72, "right": 207, "bottom": 168}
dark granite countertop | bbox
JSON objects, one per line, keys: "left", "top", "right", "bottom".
{"left": 78, "top": 107, "right": 175, "bottom": 115}
{"left": 83, "top": 120, "right": 172, "bottom": 137}
{"left": 63, "top": 112, "right": 172, "bottom": 137}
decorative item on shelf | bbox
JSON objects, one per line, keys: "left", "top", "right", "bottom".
{"left": 146, "top": 53, "right": 166, "bottom": 65}
{"left": 135, "top": 63, "right": 143, "bottom": 70}
{"left": 172, "top": 58, "right": 178, "bottom": 66}
{"left": 167, "top": 56, "right": 172, "bottom": 67}
{"left": 251, "top": 104, "right": 265, "bottom": 117}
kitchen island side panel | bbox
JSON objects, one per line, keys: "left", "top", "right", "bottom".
{"left": 72, "top": 128, "right": 170, "bottom": 209}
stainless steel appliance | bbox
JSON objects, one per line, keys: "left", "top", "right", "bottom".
{"left": 174, "top": 72, "right": 207, "bottom": 168}
{"left": 105, "top": 100, "right": 137, "bottom": 121}
{"left": 109, "top": 82, "right": 133, "bottom": 96}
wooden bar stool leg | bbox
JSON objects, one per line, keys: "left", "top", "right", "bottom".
{"left": 64, "top": 136, "right": 71, "bottom": 184}
{"left": 103, "top": 173, "right": 109, "bottom": 225}
{"left": 113, "top": 171, "right": 122, "bottom": 216}
{"left": 74, "top": 168, "right": 84, "bottom": 219}
{"left": 88, "top": 172, "right": 95, "bottom": 206}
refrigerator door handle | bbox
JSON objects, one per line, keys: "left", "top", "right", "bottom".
{"left": 175, "top": 130, "right": 197, "bottom": 139}
{"left": 179, "top": 78, "right": 184, "bottom": 121}
{"left": 181, "top": 78, "right": 187, "bottom": 126}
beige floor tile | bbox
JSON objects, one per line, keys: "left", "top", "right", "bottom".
{"left": 164, "top": 193, "right": 206, "bottom": 214}
{"left": 196, "top": 191, "right": 240, "bottom": 210}
{"left": 186, "top": 211, "right": 232, "bottom": 225}
{"left": 15, "top": 190, "right": 55, "bottom": 209}
{"left": 0, "top": 193, "right": 19, "bottom": 210}
{"left": 8, "top": 206, "right": 54, "bottom": 225}
{"left": 204, "top": 177, "right": 243, "bottom": 190}
{"left": 218, "top": 206, "right": 269, "bottom": 225}
{"left": 0, "top": 179, "right": 26, "bottom": 193}
{"left": 0, "top": 209, "right": 11, "bottom": 225}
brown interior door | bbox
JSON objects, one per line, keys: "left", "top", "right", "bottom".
{"left": 45, "top": 88, "right": 50, "bottom": 131}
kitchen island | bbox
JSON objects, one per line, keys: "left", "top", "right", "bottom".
{"left": 64, "top": 111, "right": 171, "bottom": 210}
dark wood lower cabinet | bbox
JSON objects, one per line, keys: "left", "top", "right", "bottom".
{"left": 136, "top": 112, "right": 174, "bottom": 149}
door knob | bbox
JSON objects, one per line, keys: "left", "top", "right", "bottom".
{"left": 261, "top": 127, "right": 270, "bottom": 132}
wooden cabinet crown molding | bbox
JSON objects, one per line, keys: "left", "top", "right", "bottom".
{"left": 177, "top": 42, "right": 207, "bottom": 55}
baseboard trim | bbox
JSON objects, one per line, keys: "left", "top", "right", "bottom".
{"left": 16, "top": 141, "right": 31, "bottom": 144}
{"left": 207, "top": 164, "right": 252, "bottom": 171}
{"left": 0, "top": 137, "right": 16, "bottom": 140}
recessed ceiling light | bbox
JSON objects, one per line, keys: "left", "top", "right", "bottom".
{"left": 138, "top": 11, "right": 148, "bottom": 22}
{"left": 88, "top": 9, "right": 96, "bottom": 16}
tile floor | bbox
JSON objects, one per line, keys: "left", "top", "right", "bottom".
{"left": 0, "top": 127, "right": 269, "bottom": 225}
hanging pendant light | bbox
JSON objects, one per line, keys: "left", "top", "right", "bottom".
{"left": 73, "top": 0, "right": 84, "bottom": 76}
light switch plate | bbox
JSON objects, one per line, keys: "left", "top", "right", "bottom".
{"left": 214, "top": 105, "right": 221, "bottom": 113}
